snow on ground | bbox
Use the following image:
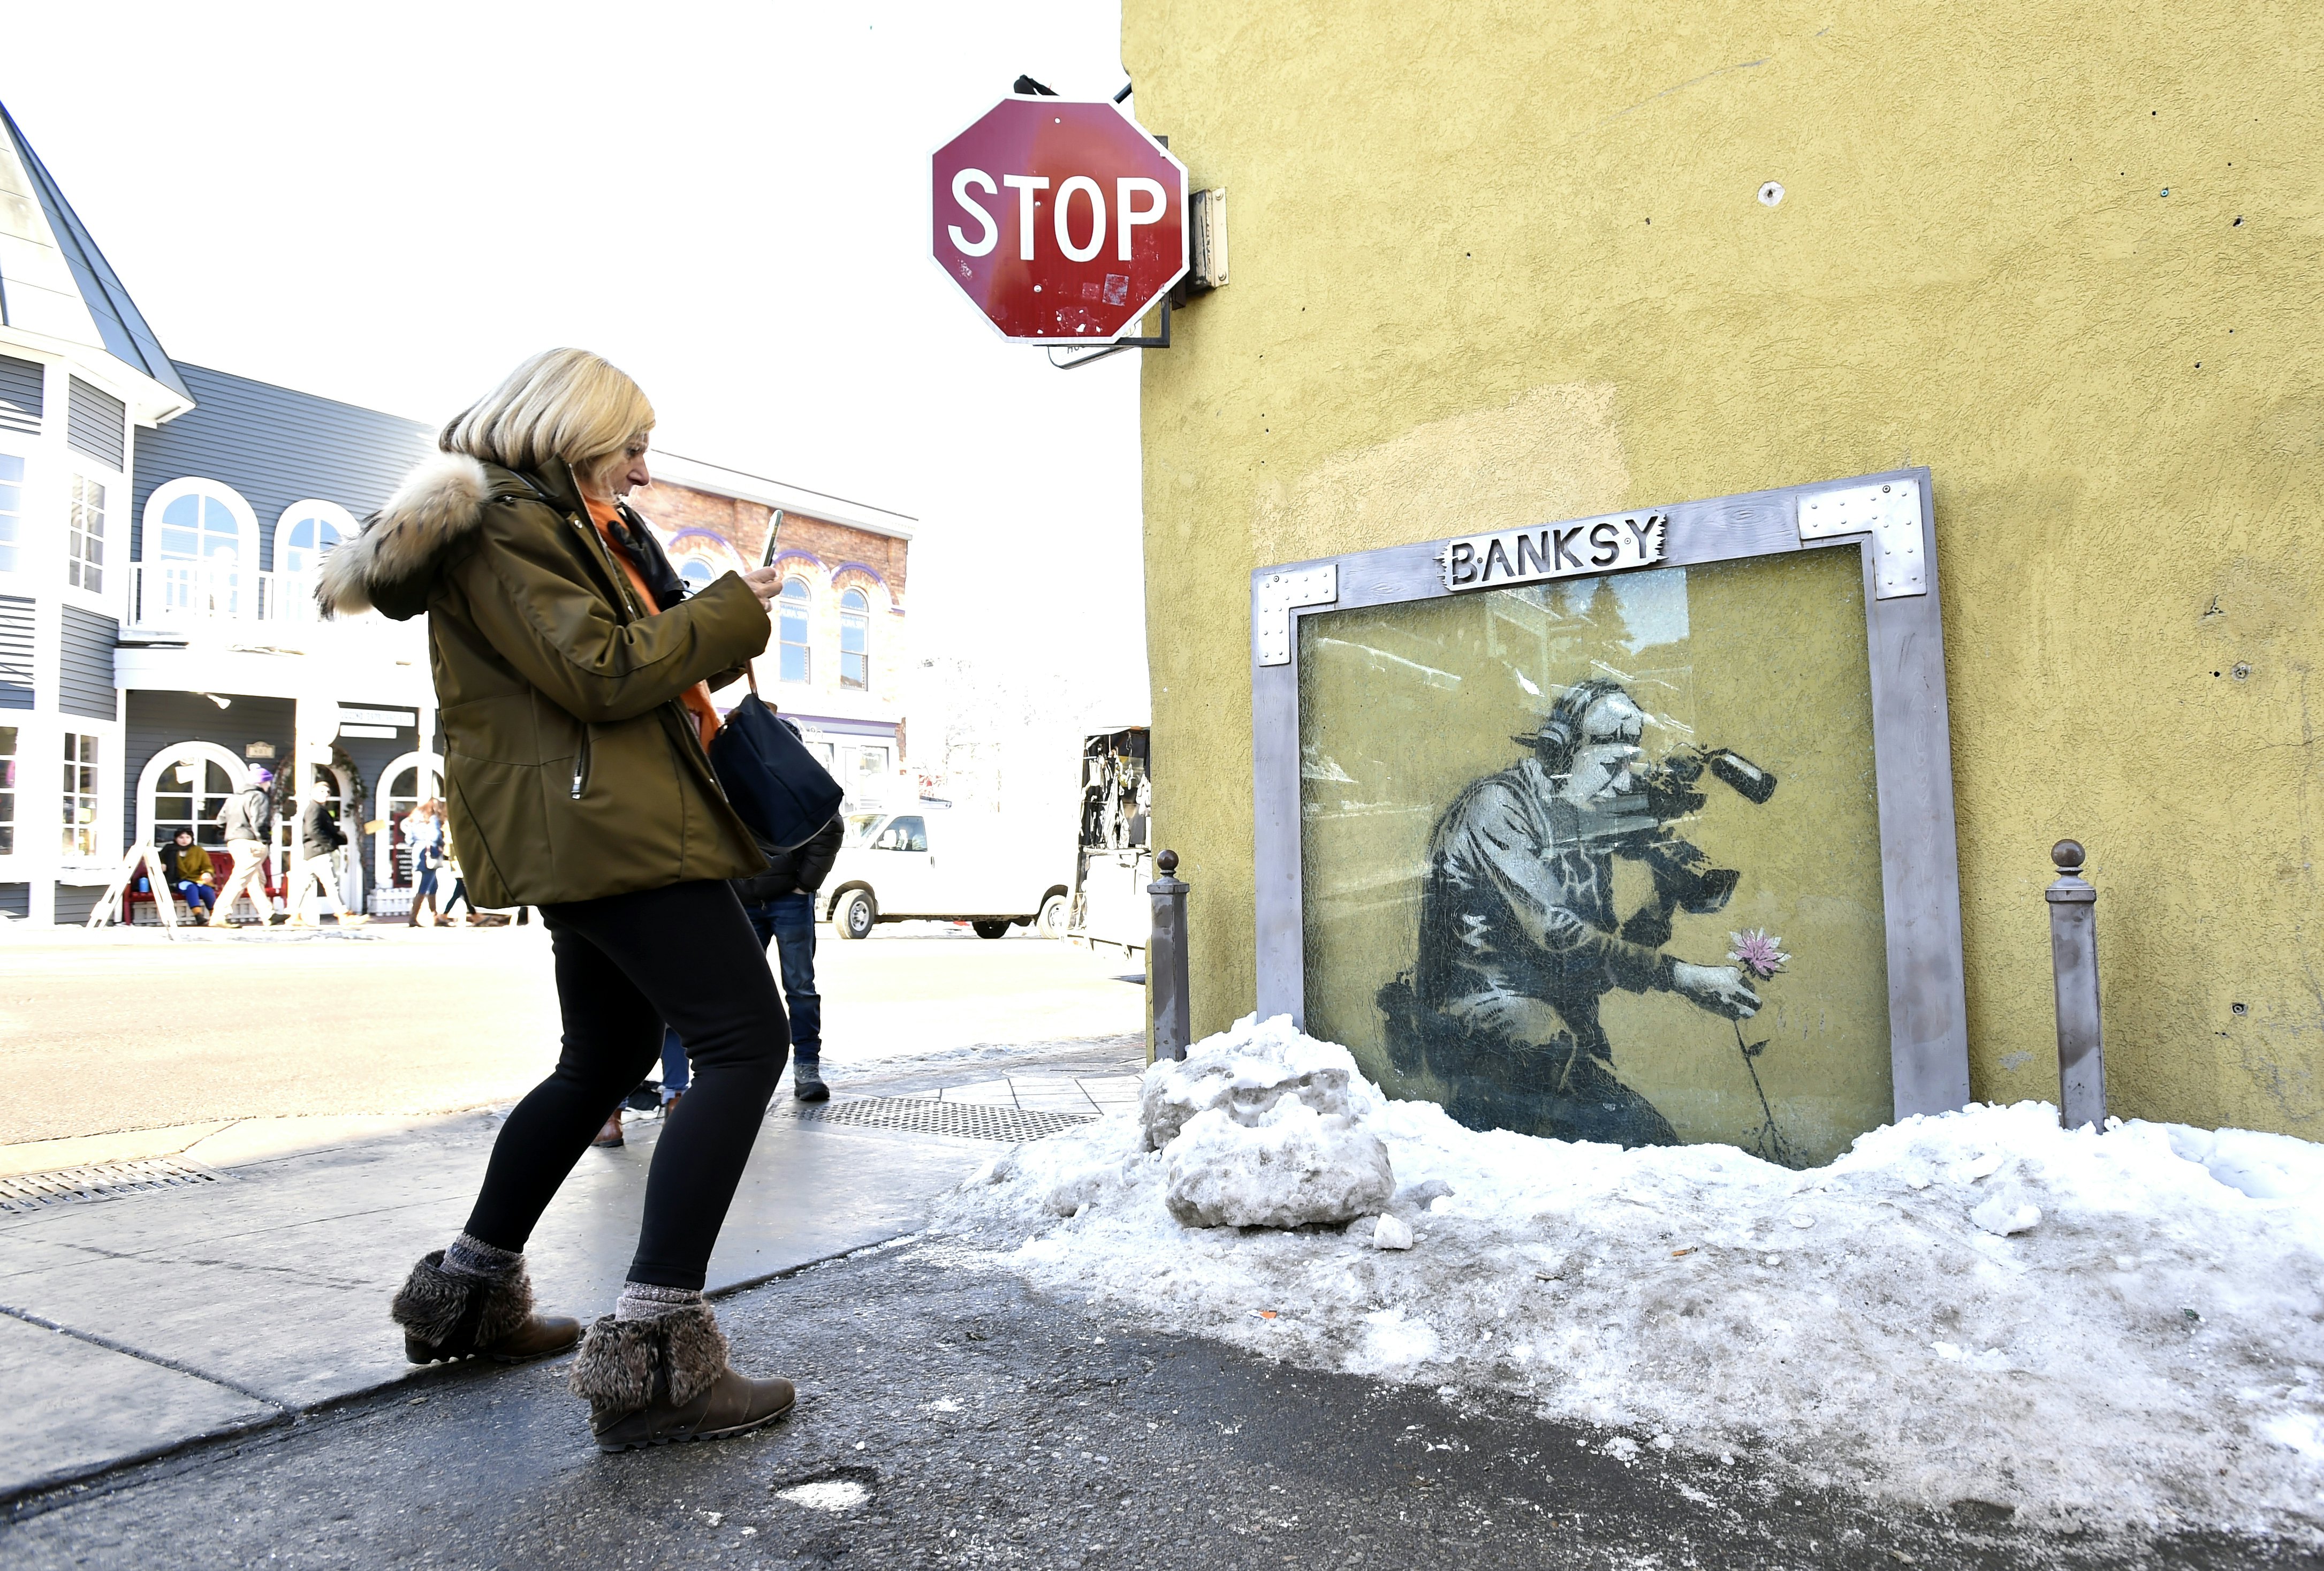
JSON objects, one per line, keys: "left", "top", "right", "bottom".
{"left": 930, "top": 1015, "right": 2324, "bottom": 1537}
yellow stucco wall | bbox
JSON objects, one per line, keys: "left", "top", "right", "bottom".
{"left": 1126, "top": 0, "right": 2324, "bottom": 1134}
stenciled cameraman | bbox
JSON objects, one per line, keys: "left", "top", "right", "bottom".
{"left": 1407, "top": 677, "right": 1760, "bottom": 1144}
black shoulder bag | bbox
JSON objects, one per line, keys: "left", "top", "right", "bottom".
{"left": 708, "top": 665, "right": 846, "bottom": 851}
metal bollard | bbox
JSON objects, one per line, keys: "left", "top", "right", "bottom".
{"left": 2046, "top": 839, "right": 2106, "bottom": 1130}
{"left": 1148, "top": 849, "right": 1192, "bottom": 1062}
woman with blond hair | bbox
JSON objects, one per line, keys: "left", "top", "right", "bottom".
{"left": 321, "top": 348, "right": 796, "bottom": 1452}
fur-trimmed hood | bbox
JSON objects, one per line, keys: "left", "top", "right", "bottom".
{"left": 317, "top": 451, "right": 496, "bottom": 620}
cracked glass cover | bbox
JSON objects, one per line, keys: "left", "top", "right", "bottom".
{"left": 1296, "top": 546, "right": 1891, "bottom": 1168}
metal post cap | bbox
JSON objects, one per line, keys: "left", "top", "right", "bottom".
{"left": 1157, "top": 849, "right": 1178, "bottom": 875}
{"left": 2052, "top": 839, "right": 2085, "bottom": 873}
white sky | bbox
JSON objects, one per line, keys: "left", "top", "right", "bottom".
{"left": 2, "top": 0, "right": 1147, "bottom": 711}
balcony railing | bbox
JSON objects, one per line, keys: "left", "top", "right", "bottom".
{"left": 127, "top": 561, "right": 324, "bottom": 629}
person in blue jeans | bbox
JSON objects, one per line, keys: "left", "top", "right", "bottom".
{"left": 162, "top": 828, "right": 219, "bottom": 923}
{"left": 659, "top": 807, "right": 846, "bottom": 1111}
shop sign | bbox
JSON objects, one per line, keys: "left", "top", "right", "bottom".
{"left": 1440, "top": 512, "right": 1667, "bottom": 591}
{"left": 931, "top": 96, "right": 1189, "bottom": 344}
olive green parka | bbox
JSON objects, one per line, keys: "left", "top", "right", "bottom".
{"left": 317, "top": 451, "right": 769, "bottom": 908}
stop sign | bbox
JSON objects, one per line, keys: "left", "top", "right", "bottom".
{"left": 931, "top": 97, "right": 1189, "bottom": 345}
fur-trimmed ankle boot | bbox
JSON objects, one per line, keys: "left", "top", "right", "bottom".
{"left": 390, "top": 1250, "right": 581, "bottom": 1365}
{"left": 567, "top": 1303, "right": 796, "bottom": 1452}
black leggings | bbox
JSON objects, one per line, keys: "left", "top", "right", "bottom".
{"left": 462, "top": 879, "right": 788, "bottom": 1289}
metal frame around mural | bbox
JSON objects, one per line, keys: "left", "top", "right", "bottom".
{"left": 1248, "top": 465, "right": 1971, "bottom": 1122}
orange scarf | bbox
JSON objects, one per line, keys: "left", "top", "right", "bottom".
{"left": 584, "top": 496, "right": 721, "bottom": 750}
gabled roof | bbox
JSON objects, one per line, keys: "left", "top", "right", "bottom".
{"left": 0, "top": 98, "right": 190, "bottom": 403}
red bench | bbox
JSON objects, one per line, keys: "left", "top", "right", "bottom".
{"left": 124, "top": 848, "right": 284, "bottom": 927}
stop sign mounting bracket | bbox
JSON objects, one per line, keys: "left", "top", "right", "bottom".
{"left": 1046, "top": 297, "right": 1170, "bottom": 371}
{"left": 1048, "top": 138, "right": 1211, "bottom": 370}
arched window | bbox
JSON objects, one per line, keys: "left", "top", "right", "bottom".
{"left": 779, "top": 577, "right": 811, "bottom": 683}
{"left": 137, "top": 742, "right": 246, "bottom": 851}
{"left": 374, "top": 752, "right": 444, "bottom": 895}
{"left": 660, "top": 527, "right": 743, "bottom": 597}
{"left": 142, "top": 479, "right": 258, "bottom": 620}
{"left": 157, "top": 489, "right": 244, "bottom": 564}
{"left": 278, "top": 514, "right": 340, "bottom": 574}
{"left": 840, "top": 587, "right": 870, "bottom": 690}
{"left": 277, "top": 502, "right": 355, "bottom": 575}
{"left": 275, "top": 500, "right": 359, "bottom": 621}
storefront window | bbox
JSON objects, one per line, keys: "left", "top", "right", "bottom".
{"left": 69, "top": 475, "right": 104, "bottom": 592}
{"left": 150, "top": 749, "right": 236, "bottom": 848}
{"left": 0, "top": 452, "right": 22, "bottom": 573}
{"left": 0, "top": 724, "right": 16, "bottom": 854}
{"left": 375, "top": 758, "right": 442, "bottom": 890}
{"left": 840, "top": 587, "right": 870, "bottom": 689}
{"left": 779, "top": 578, "right": 811, "bottom": 682}
{"left": 62, "top": 733, "right": 100, "bottom": 858}
{"left": 1295, "top": 548, "right": 1890, "bottom": 1168}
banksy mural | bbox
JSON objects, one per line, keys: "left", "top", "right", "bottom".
{"left": 1376, "top": 676, "right": 1790, "bottom": 1154}
{"left": 1297, "top": 549, "right": 1893, "bottom": 1167}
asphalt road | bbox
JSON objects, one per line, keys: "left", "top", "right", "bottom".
{"left": 0, "top": 923, "right": 1144, "bottom": 1145}
{"left": 4, "top": 1241, "right": 2310, "bottom": 1570}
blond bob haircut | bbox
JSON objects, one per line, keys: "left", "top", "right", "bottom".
{"left": 439, "top": 348, "right": 654, "bottom": 492}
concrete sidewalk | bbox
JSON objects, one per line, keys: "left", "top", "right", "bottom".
{"left": 0, "top": 1042, "right": 1144, "bottom": 1503}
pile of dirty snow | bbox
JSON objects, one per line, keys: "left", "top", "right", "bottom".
{"left": 930, "top": 1015, "right": 2324, "bottom": 1536}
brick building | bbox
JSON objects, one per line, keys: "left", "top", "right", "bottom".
{"left": 640, "top": 453, "right": 915, "bottom": 806}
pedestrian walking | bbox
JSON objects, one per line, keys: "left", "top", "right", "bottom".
{"left": 407, "top": 799, "right": 446, "bottom": 927}
{"left": 286, "top": 771, "right": 366, "bottom": 927}
{"left": 322, "top": 347, "right": 796, "bottom": 1451}
{"left": 660, "top": 797, "right": 845, "bottom": 1109}
{"left": 438, "top": 825, "right": 474, "bottom": 926}
{"left": 211, "top": 766, "right": 278, "bottom": 925}
{"left": 161, "top": 828, "right": 218, "bottom": 924}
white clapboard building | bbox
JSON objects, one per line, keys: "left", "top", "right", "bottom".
{"left": 0, "top": 98, "right": 913, "bottom": 925}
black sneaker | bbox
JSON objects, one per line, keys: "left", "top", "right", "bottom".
{"left": 792, "top": 1064, "right": 829, "bottom": 1103}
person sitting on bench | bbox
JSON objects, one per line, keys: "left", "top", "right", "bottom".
{"left": 162, "top": 828, "right": 218, "bottom": 924}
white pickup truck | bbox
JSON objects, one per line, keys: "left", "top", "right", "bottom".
{"left": 819, "top": 802, "right": 1074, "bottom": 941}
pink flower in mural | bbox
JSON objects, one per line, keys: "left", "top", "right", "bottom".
{"left": 1727, "top": 929, "right": 1790, "bottom": 980}
{"left": 1725, "top": 929, "right": 1801, "bottom": 1169}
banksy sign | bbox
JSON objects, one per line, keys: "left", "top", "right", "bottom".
{"left": 1439, "top": 512, "right": 1667, "bottom": 592}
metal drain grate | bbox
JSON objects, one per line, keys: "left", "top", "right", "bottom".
{"left": 0, "top": 1158, "right": 223, "bottom": 1216}
{"left": 793, "top": 1097, "right": 1097, "bottom": 1143}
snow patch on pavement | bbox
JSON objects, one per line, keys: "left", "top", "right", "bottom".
{"left": 931, "top": 1014, "right": 2324, "bottom": 1535}
{"left": 776, "top": 1480, "right": 869, "bottom": 1512}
